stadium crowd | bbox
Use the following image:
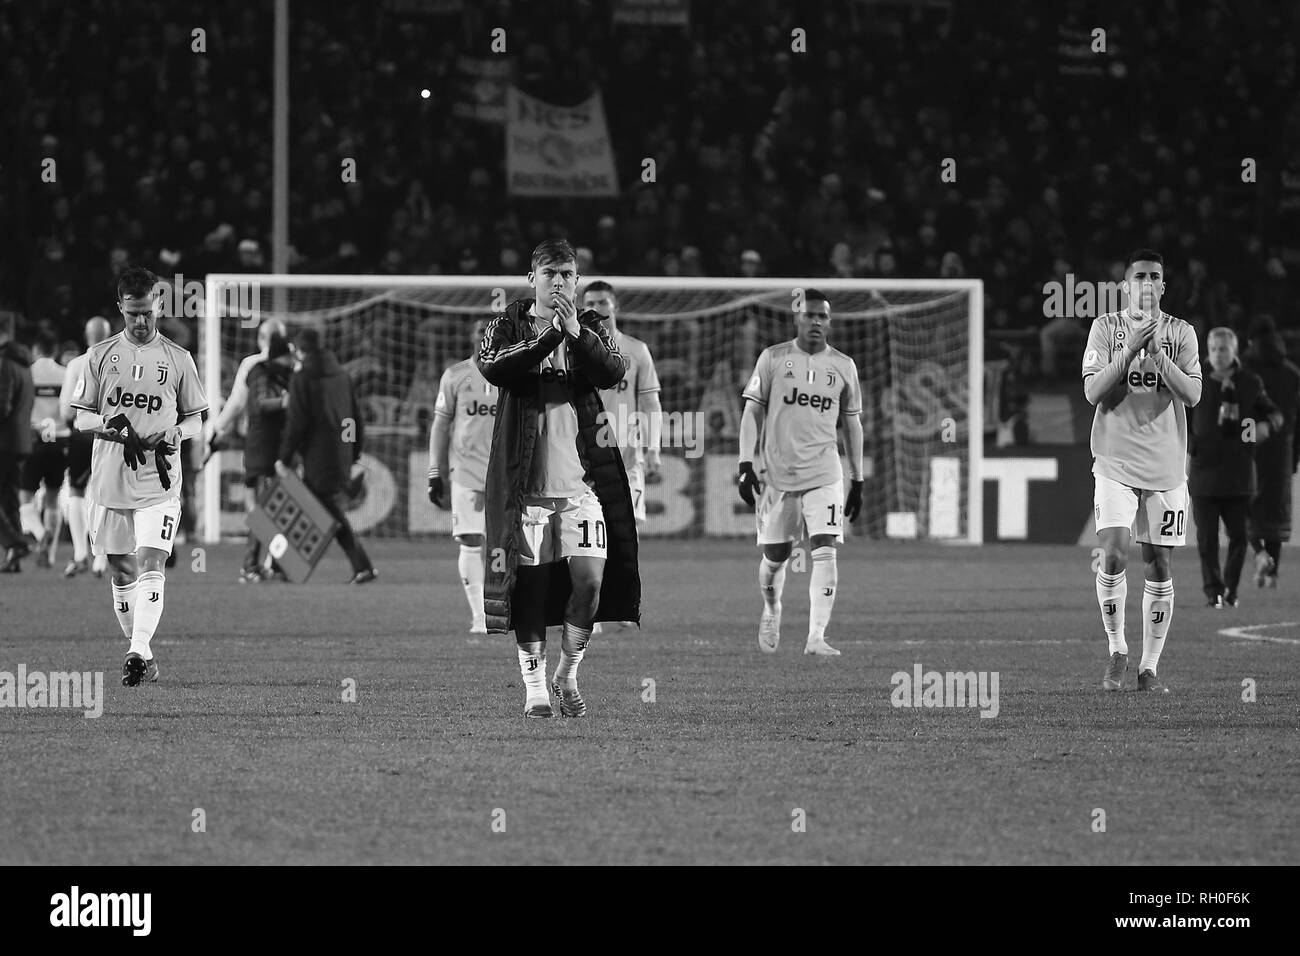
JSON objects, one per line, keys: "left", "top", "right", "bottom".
{"left": 3, "top": 0, "right": 1298, "bottom": 375}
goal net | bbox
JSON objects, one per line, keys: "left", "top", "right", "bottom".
{"left": 200, "top": 276, "right": 982, "bottom": 543}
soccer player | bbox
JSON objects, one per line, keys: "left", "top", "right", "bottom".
{"left": 584, "top": 280, "right": 662, "bottom": 634}
{"left": 19, "top": 332, "right": 69, "bottom": 567}
{"left": 428, "top": 318, "right": 497, "bottom": 633}
{"left": 476, "top": 238, "right": 640, "bottom": 718}
{"left": 211, "top": 318, "right": 288, "bottom": 582}
{"left": 59, "top": 316, "right": 113, "bottom": 577}
{"left": 1082, "top": 250, "right": 1202, "bottom": 693}
{"left": 70, "top": 267, "right": 208, "bottom": 686}
{"left": 737, "top": 288, "right": 865, "bottom": 657}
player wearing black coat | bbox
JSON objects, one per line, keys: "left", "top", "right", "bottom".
{"left": 475, "top": 299, "right": 641, "bottom": 635}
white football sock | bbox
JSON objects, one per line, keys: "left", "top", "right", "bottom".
{"left": 129, "top": 571, "right": 165, "bottom": 657}
{"left": 517, "top": 641, "right": 547, "bottom": 700}
{"left": 19, "top": 501, "right": 42, "bottom": 538}
{"left": 1141, "top": 579, "right": 1174, "bottom": 674}
{"left": 67, "top": 496, "right": 89, "bottom": 562}
{"left": 759, "top": 557, "right": 786, "bottom": 610}
{"left": 808, "top": 546, "right": 838, "bottom": 642}
{"left": 112, "top": 581, "right": 136, "bottom": 641}
{"left": 1096, "top": 570, "right": 1128, "bottom": 654}
{"left": 554, "top": 622, "right": 592, "bottom": 684}
{"left": 458, "top": 544, "right": 485, "bottom": 624}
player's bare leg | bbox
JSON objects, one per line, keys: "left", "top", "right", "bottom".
{"left": 1097, "top": 526, "right": 1130, "bottom": 690}
{"left": 758, "top": 542, "right": 791, "bottom": 653}
{"left": 513, "top": 565, "right": 552, "bottom": 718}
{"left": 457, "top": 533, "right": 487, "bottom": 634}
{"left": 114, "top": 547, "right": 166, "bottom": 686}
{"left": 1137, "top": 543, "right": 1173, "bottom": 693}
{"left": 804, "top": 534, "right": 841, "bottom": 656}
{"left": 553, "top": 556, "right": 603, "bottom": 716}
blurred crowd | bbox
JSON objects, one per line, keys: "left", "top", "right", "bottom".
{"left": 3, "top": 0, "right": 1298, "bottom": 376}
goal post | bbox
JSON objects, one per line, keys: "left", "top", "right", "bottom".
{"left": 201, "top": 274, "right": 983, "bottom": 545}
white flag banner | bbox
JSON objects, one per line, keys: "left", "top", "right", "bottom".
{"left": 506, "top": 87, "right": 619, "bottom": 198}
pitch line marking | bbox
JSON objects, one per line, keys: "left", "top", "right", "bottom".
{"left": 1218, "top": 621, "right": 1300, "bottom": 646}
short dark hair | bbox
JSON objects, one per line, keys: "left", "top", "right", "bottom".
{"left": 801, "top": 288, "right": 832, "bottom": 309}
{"left": 294, "top": 327, "right": 322, "bottom": 354}
{"left": 531, "top": 238, "right": 577, "bottom": 271}
{"left": 1126, "top": 249, "right": 1164, "bottom": 270}
{"left": 266, "top": 330, "right": 291, "bottom": 359}
{"left": 584, "top": 280, "right": 616, "bottom": 303}
{"left": 117, "top": 266, "right": 160, "bottom": 301}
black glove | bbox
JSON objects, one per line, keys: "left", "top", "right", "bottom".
{"left": 737, "top": 462, "right": 760, "bottom": 509}
{"left": 153, "top": 440, "right": 175, "bottom": 490}
{"left": 428, "top": 472, "right": 448, "bottom": 509}
{"left": 105, "top": 414, "right": 148, "bottom": 470}
{"left": 844, "top": 479, "right": 864, "bottom": 523}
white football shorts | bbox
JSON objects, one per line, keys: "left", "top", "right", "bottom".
{"left": 451, "top": 481, "right": 486, "bottom": 538}
{"left": 756, "top": 479, "right": 845, "bottom": 545}
{"left": 517, "top": 488, "right": 607, "bottom": 566}
{"left": 87, "top": 496, "right": 183, "bottom": 557}
{"left": 626, "top": 464, "right": 646, "bottom": 525}
{"left": 1094, "top": 474, "right": 1188, "bottom": 546}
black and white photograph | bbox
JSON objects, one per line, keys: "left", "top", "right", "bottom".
{"left": 0, "top": 0, "right": 1296, "bottom": 902}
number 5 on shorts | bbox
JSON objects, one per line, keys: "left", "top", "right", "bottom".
{"left": 161, "top": 514, "right": 175, "bottom": 541}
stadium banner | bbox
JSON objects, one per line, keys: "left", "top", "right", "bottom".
{"left": 506, "top": 87, "right": 619, "bottom": 197}
{"left": 453, "top": 56, "right": 511, "bottom": 124}
{"left": 612, "top": 0, "right": 690, "bottom": 26}
{"left": 982, "top": 443, "right": 1094, "bottom": 543}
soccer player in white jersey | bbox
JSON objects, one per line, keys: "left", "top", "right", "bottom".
{"left": 59, "top": 316, "right": 113, "bottom": 577}
{"left": 429, "top": 319, "right": 498, "bottom": 634}
{"left": 210, "top": 318, "right": 288, "bottom": 582}
{"left": 18, "top": 333, "right": 69, "bottom": 567}
{"left": 70, "top": 268, "right": 209, "bottom": 687}
{"left": 584, "top": 280, "right": 662, "bottom": 634}
{"left": 738, "top": 288, "right": 865, "bottom": 656}
{"left": 1082, "top": 250, "right": 1202, "bottom": 693}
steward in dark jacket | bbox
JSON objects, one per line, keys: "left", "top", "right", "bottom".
{"left": 0, "top": 336, "right": 35, "bottom": 565}
{"left": 476, "top": 298, "right": 641, "bottom": 634}
{"left": 1188, "top": 343, "right": 1283, "bottom": 605}
{"left": 1241, "top": 316, "right": 1300, "bottom": 584}
{"left": 240, "top": 332, "right": 294, "bottom": 577}
{"left": 280, "top": 335, "right": 363, "bottom": 495}
{"left": 245, "top": 340, "right": 295, "bottom": 482}
{"left": 277, "top": 328, "right": 374, "bottom": 583}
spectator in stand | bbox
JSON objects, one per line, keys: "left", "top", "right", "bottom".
{"left": 1241, "top": 315, "right": 1300, "bottom": 588}
{"left": 739, "top": 249, "right": 763, "bottom": 279}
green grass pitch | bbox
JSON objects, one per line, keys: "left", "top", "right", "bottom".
{"left": 2, "top": 539, "right": 1297, "bottom": 865}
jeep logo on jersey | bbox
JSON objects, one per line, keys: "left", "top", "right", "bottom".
{"left": 157, "top": 365, "right": 168, "bottom": 385}
{"left": 782, "top": 387, "right": 834, "bottom": 411}
{"left": 105, "top": 386, "right": 164, "bottom": 413}
{"left": 614, "top": 379, "right": 630, "bottom": 392}
{"left": 1127, "top": 370, "right": 1167, "bottom": 391}
{"left": 466, "top": 401, "right": 496, "bottom": 416}
{"left": 131, "top": 364, "right": 144, "bottom": 381}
